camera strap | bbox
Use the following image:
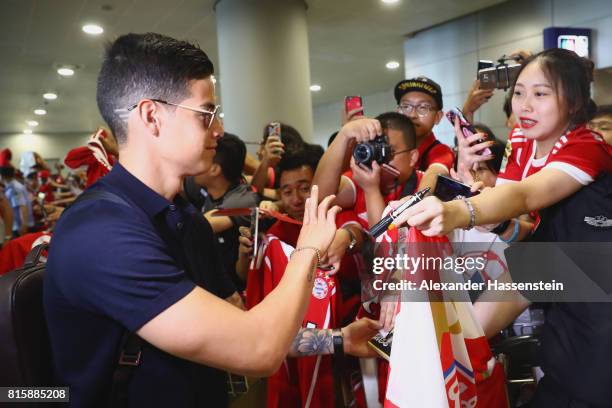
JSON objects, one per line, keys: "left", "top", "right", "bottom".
{"left": 399, "top": 171, "right": 419, "bottom": 199}
{"left": 418, "top": 140, "right": 441, "bottom": 172}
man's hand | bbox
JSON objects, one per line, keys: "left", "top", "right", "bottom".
{"left": 337, "top": 118, "right": 382, "bottom": 144}
{"left": 342, "top": 107, "right": 365, "bottom": 125}
{"left": 349, "top": 157, "right": 381, "bottom": 193}
{"left": 343, "top": 318, "right": 382, "bottom": 358}
{"left": 320, "top": 228, "right": 350, "bottom": 273}
{"left": 259, "top": 200, "right": 280, "bottom": 214}
{"left": 462, "top": 80, "right": 494, "bottom": 122}
{"left": 296, "top": 186, "right": 341, "bottom": 257}
{"left": 378, "top": 296, "right": 398, "bottom": 332}
{"left": 238, "top": 226, "right": 253, "bottom": 258}
{"left": 262, "top": 135, "right": 285, "bottom": 167}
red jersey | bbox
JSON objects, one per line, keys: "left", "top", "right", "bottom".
{"left": 0, "top": 232, "right": 51, "bottom": 275}
{"left": 266, "top": 210, "right": 362, "bottom": 247}
{"left": 38, "top": 183, "right": 55, "bottom": 203}
{"left": 416, "top": 132, "right": 455, "bottom": 172}
{"left": 341, "top": 170, "right": 423, "bottom": 229}
{"left": 64, "top": 139, "right": 116, "bottom": 188}
{"left": 498, "top": 125, "right": 612, "bottom": 185}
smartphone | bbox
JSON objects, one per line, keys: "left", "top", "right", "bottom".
{"left": 446, "top": 107, "right": 491, "bottom": 156}
{"left": 345, "top": 96, "right": 364, "bottom": 117}
{"left": 434, "top": 175, "right": 476, "bottom": 202}
{"left": 267, "top": 122, "right": 281, "bottom": 140}
{"left": 477, "top": 60, "right": 494, "bottom": 79}
{"left": 267, "top": 122, "right": 282, "bottom": 155}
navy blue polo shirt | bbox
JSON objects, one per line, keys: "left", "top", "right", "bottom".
{"left": 44, "top": 163, "right": 227, "bottom": 407}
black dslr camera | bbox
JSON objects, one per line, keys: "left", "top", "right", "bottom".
{"left": 352, "top": 135, "right": 393, "bottom": 167}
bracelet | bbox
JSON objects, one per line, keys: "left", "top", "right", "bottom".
{"left": 500, "top": 219, "right": 520, "bottom": 243}
{"left": 461, "top": 198, "right": 475, "bottom": 230}
{"left": 491, "top": 220, "right": 511, "bottom": 235}
{"left": 332, "top": 329, "right": 344, "bottom": 357}
{"left": 290, "top": 246, "right": 321, "bottom": 267}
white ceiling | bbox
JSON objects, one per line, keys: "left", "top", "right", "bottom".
{"left": 0, "top": 0, "right": 506, "bottom": 135}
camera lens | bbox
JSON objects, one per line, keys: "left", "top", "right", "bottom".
{"left": 353, "top": 143, "right": 373, "bottom": 165}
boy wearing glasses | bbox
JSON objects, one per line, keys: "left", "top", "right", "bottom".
{"left": 394, "top": 76, "right": 455, "bottom": 191}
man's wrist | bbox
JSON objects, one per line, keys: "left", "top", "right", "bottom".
{"left": 333, "top": 329, "right": 344, "bottom": 356}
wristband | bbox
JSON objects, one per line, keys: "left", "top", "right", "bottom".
{"left": 461, "top": 198, "right": 475, "bottom": 230}
{"left": 290, "top": 246, "right": 321, "bottom": 267}
{"left": 342, "top": 226, "right": 358, "bottom": 254}
{"left": 500, "top": 219, "right": 520, "bottom": 243}
{"left": 332, "top": 329, "right": 344, "bottom": 356}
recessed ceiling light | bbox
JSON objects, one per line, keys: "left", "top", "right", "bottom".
{"left": 381, "top": 0, "right": 399, "bottom": 3}
{"left": 26, "top": 120, "right": 39, "bottom": 127}
{"left": 386, "top": 61, "right": 401, "bottom": 70}
{"left": 23, "top": 129, "right": 33, "bottom": 134}
{"left": 82, "top": 24, "right": 104, "bottom": 35}
{"left": 34, "top": 109, "right": 47, "bottom": 116}
{"left": 43, "top": 92, "right": 58, "bottom": 100}
{"left": 57, "top": 67, "right": 75, "bottom": 77}
{"left": 310, "top": 84, "right": 321, "bottom": 92}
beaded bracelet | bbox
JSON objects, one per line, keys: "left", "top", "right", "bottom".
{"left": 461, "top": 197, "right": 476, "bottom": 230}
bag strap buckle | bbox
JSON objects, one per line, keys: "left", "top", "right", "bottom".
{"left": 118, "top": 350, "right": 141, "bottom": 367}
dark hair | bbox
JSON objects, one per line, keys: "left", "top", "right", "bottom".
{"left": 0, "top": 166, "right": 15, "bottom": 179}
{"left": 594, "top": 104, "right": 612, "bottom": 118}
{"left": 473, "top": 123, "right": 505, "bottom": 174}
{"left": 511, "top": 48, "right": 592, "bottom": 127}
{"left": 327, "top": 131, "right": 339, "bottom": 147}
{"left": 375, "top": 112, "right": 416, "bottom": 150}
{"left": 262, "top": 122, "right": 306, "bottom": 156}
{"left": 278, "top": 145, "right": 323, "bottom": 178}
{"left": 503, "top": 92, "right": 513, "bottom": 119}
{"left": 213, "top": 133, "right": 246, "bottom": 184}
{"left": 97, "top": 33, "right": 214, "bottom": 144}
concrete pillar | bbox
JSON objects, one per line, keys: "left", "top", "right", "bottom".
{"left": 214, "top": 0, "right": 314, "bottom": 143}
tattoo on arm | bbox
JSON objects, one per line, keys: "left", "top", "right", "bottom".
{"left": 288, "top": 328, "right": 333, "bottom": 357}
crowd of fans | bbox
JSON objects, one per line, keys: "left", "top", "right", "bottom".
{"left": 1, "top": 33, "right": 611, "bottom": 408}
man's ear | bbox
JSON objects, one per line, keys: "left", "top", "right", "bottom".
{"left": 408, "top": 148, "right": 419, "bottom": 168}
{"left": 135, "top": 99, "right": 162, "bottom": 136}
{"left": 434, "top": 110, "right": 444, "bottom": 125}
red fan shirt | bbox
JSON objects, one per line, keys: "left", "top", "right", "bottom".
{"left": 498, "top": 125, "right": 612, "bottom": 185}
{"left": 0, "top": 231, "right": 51, "bottom": 275}
{"left": 341, "top": 171, "right": 423, "bottom": 229}
{"left": 416, "top": 132, "right": 455, "bottom": 172}
{"left": 64, "top": 145, "right": 116, "bottom": 188}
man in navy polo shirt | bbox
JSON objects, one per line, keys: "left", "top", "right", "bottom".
{"left": 44, "top": 33, "right": 340, "bottom": 407}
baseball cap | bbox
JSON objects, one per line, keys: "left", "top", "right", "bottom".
{"left": 394, "top": 76, "right": 443, "bottom": 110}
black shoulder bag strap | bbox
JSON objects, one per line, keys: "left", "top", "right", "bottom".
{"left": 418, "top": 139, "right": 441, "bottom": 172}
{"left": 71, "top": 188, "right": 144, "bottom": 408}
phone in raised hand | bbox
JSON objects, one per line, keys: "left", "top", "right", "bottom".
{"left": 446, "top": 107, "right": 492, "bottom": 156}
{"left": 345, "top": 96, "right": 364, "bottom": 118}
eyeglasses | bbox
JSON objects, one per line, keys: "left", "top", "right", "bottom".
{"left": 396, "top": 103, "right": 435, "bottom": 117}
{"left": 114, "top": 99, "right": 221, "bottom": 129}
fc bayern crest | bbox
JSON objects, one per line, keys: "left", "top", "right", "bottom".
{"left": 312, "top": 277, "right": 329, "bottom": 300}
